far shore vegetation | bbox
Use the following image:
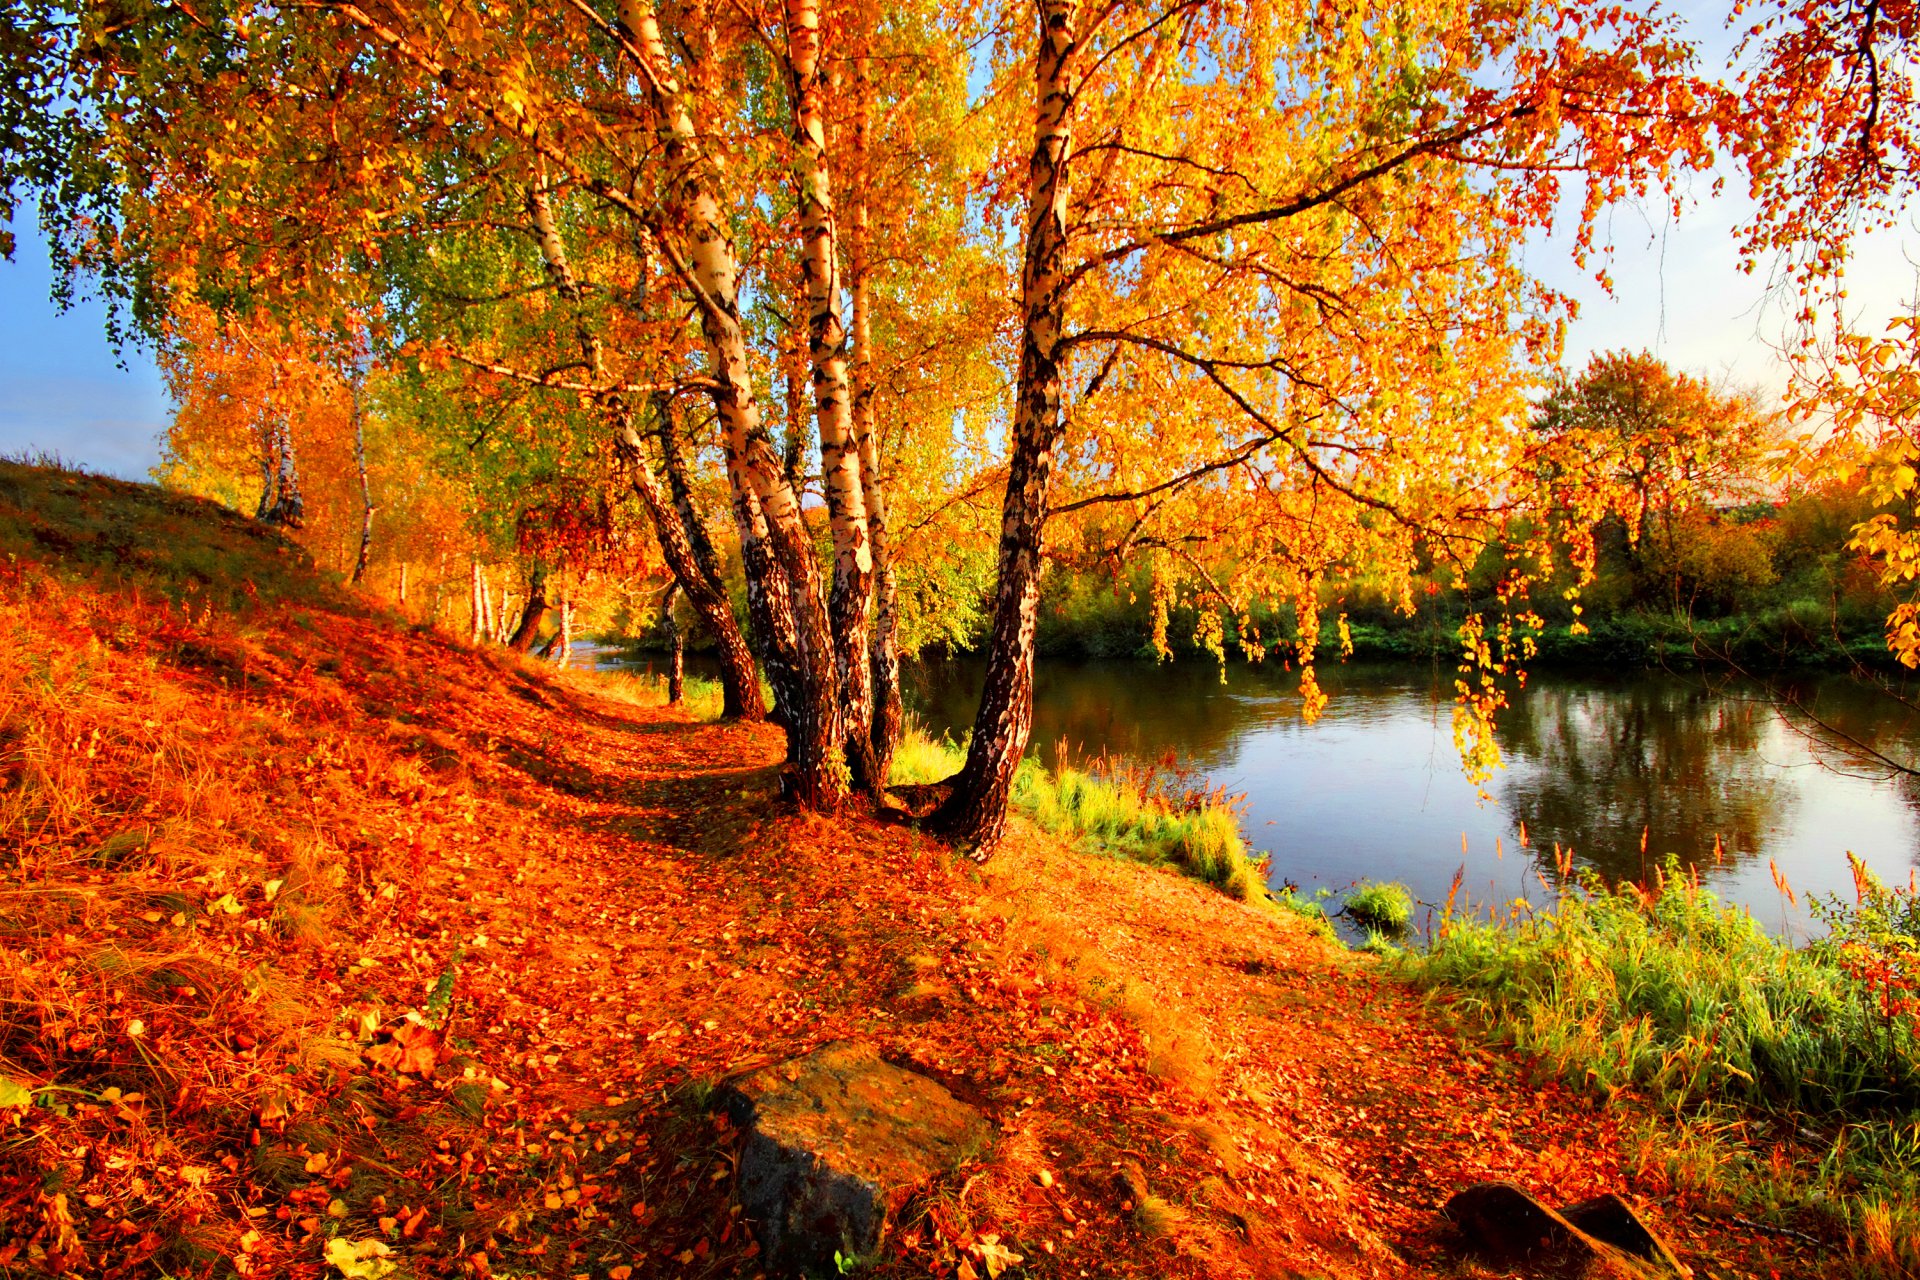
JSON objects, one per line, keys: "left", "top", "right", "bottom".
{"left": 621, "top": 408, "right": 1909, "bottom": 680}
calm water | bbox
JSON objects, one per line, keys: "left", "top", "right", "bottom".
{"left": 905, "top": 658, "right": 1920, "bottom": 940}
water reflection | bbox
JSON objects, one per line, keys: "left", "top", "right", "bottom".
{"left": 1495, "top": 679, "right": 1787, "bottom": 887}
{"left": 902, "top": 656, "right": 1920, "bottom": 938}
{"left": 909, "top": 655, "right": 1268, "bottom": 769}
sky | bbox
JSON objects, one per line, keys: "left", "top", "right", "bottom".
{"left": 0, "top": 224, "right": 172, "bottom": 481}
{"left": 2, "top": 3, "right": 1916, "bottom": 482}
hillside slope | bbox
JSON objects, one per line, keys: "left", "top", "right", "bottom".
{"left": 0, "top": 462, "right": 1814, "bottom": 1279}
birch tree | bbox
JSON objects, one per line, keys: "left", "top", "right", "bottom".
{"left": 928, "top": 0, "right": 1726, "bottom": 850}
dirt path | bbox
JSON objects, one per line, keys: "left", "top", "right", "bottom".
{"left": 1, "top": 465, "right": 1820, "bottom": 1280}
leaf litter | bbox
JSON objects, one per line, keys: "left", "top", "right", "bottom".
{"left": 0, "top": 466, "right": 1831, "bottom": 1279}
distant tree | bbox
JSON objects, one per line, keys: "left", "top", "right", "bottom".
{"left": 1538, "top": 353, "right": 1775, "bottom": 542}
{"left": 1534, "top": 351, "right": 1778, "bottom": 609}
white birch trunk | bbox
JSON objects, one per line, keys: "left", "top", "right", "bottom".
{"left": 619, "top": 0, "right": 842, "bottom": 807}
{"left": 785, "top": 0, "right": 879, "bottom": 792}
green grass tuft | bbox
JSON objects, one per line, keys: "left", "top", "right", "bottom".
{"left": 1343, "top": 880, "right": 1414, "bottom": 933}
{"left": 891, "top": 723, "right": 1273, "bottom": 907}
{"left": 1401, "top": 863, "right": 1920, "bottom": 1275}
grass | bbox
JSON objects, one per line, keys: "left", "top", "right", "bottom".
{"left": 1399, "top": 861, "right": 1920, "bottom": 1276}
{"left": 1342, "top": 880, "right": 1414, "bottom": 933}
{"left": 586, "top": 667, "right": 728, "bottom": 721}
{"left": 890, "top": 723, "right": 1273, "bottom": 905}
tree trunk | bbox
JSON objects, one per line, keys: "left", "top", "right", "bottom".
{"left": 657, "top": 393, "right": 726, "bottom": 588}
{"left": 848, "top": 45, "right": 903, "bottom": 784}
{"left": 348, "top": 372, "right": 374, "bottom": 584}
{"left": 662, "top": 584, "right": 685, "bottom": 703}
{"left": 508, "top": 568, "right": 549, "bottom": 652}
{"left": 622, "top": 0, "right": 841, "bottom": 807}
{"left": 786, "top": 0, "right": 880, "bottom": 794}
{"left": 931, "top": 0, "right": 1079, "bottom": 853}
{"left": 254, "top": 440, "right": 276, "bottom": 521}
{"left": 471, "top": 559, "right": 484, "bottom": 644}
{"left": 733, "top": 470, "right": 807, "bottom": 744}
{"left": 525, "top": 175, "right": 766, "bottom": 721}
{"left": 260, "top": 415, "right": 306, "bottom": 529}
{"left": 430, "top": 551, "right": 447, "bottom": 624}
{"left": 619, "top": 419, "right": 766, "bottom": 720}
{"left": 782, "top": 291, "right": 809, "bottom": 498}
{"left": 398, "top": 561, "right": 409, "bottom": 604}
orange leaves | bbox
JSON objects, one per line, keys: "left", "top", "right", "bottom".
{"left": 966, "top": 1232, "right": 1025, "bottom": 1277}
{"left": 362, "top": 1020, "right": 442, "bottom": 1076}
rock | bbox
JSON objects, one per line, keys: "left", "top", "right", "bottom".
{"left": 1560, "top": 1193, "right": 1688, "bottom": 1276}
{"left": 715, "top": 1041, "right": 990, "bottom": 1275}
{"left": 1443, "top": 1182, "right": 1683, "bottom": 1278}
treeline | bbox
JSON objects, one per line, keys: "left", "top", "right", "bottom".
{"left": 1014, "top": 352, "right": 1910, "bottom": 673}
{"left": 1021, "top": 481, "right": 1900, "bottom": 671}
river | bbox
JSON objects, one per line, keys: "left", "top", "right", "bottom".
{"left": 606, "top": 646, "right": 1919, "bottom": 939}
{"left": 904, "top": 657, "right": 1920, "bottom": 940}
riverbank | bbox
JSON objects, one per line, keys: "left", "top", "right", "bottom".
{"left": 0, "top": 461, "right": 1849, "bottom": 1278}
{"left": 1401, "top": 868, "right": 1920, "bottom": 1276}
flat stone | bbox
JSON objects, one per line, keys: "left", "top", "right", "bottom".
{"left": 716, "top": 1041, "right": 990, "bottom": 1275}
{"left": 1444, "top": 1182, "right": 1683, "bottom": 1278}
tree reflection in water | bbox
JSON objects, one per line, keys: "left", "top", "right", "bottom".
{"left": 1496, "top": 677, "right": 1787, "bottom": 887}
{"left": 883, "top": 655, "right": 1920, "bottom": 932}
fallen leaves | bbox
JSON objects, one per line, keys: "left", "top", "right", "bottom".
{"left": 362, "top": 1020, "right": 442, "bottom": 1076}
{"left": 323, "top": 1236, "right": 397, "bottom": 1279}
{"left": 969, "top": 1233, "right": 1025, "bottom": 1278}
{"left": 0, "top": 475, "right": 1833, "bottom": 1280}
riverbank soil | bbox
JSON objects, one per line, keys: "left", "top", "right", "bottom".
{"left": 0, "top": 465, "right": 1831, "bottom": 1278}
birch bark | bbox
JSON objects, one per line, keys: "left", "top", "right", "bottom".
{"left": 847, "top": 45, "right": 903, "bottom": 784}
{"left": 932, "top": 0, "right": 1079, "bottom": 851}
{"left": 785, "top": 0, "right": 880, "bottom": 793}
{"left": 524, "top": 177, "right": 764, "bottom": 721}
{"left": 619, "top": 0, "right": 842, "bottom": 805}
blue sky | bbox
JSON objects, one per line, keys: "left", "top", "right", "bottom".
{"left": 6, "top": 201, "right": 1849, "bottom": 484}
{"left": 0, "top": 223, "right": 171, "bottom": 480}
